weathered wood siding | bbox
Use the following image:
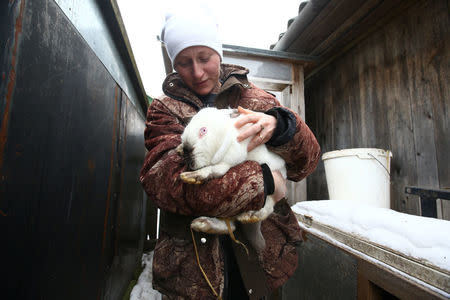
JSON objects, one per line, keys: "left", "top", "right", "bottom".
{"left": 305, "top": 0, "right": 449, "bottom": 216}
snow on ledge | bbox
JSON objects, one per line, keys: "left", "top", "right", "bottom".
{"left": 292, "top": 200, "right": 450, "bottom": 272}
{"left": 296, "top": 222, "right": 450, "bottom": 299}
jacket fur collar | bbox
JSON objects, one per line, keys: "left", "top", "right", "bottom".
{"left": 162, "top": 63, "right": 251, "bottom": 109}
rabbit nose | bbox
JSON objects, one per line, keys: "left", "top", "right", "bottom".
{"left": 183, "top": 145, "right": 193, "bottom": 155}
{"left": 181, "top": 145, "right": 195, "bottom": 170}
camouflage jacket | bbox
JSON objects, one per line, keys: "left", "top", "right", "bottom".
{"left": 140, "top": 64, "right": 320, "bottom": 299}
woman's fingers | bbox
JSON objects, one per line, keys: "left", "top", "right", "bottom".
{"left": 239, "top": 122, "right": 271, "bottom": 152}
{"left": 234, "top": 113, "right": 258, "bottom": 129}
{"left": 247, "top": 134, "right": 264, "bottom": 152}
{"left": 236, "top": 122, "right": 262, "bottom": 142}
{"left": 237, "top": 106, "right": 252, "bottom": 115}
{"left": 234, "top": 106, "right": 277, "bottom": 151}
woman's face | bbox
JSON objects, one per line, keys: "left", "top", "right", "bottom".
{"left": 174, "top": 46, "right": 221, "bottom": 96}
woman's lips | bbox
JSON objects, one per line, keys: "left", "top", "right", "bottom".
{"left": 194, "top": 80, "right": 208, "bottom": 87}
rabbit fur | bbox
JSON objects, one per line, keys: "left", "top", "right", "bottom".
{"left": 177, "top": 107, "right": 286, "bottom": 252}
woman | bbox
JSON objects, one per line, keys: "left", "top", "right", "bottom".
{"left": 140, "top": 12, "right": 320, "bottom": 300}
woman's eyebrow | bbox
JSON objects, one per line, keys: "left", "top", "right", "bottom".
{"left": 198, "top": 50, "right": 213, "bottom": 55}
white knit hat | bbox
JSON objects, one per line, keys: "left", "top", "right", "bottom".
{"left": 161, "top": 12, "right": 223, "bottom": 64}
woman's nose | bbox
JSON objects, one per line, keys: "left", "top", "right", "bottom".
{"left": 191, "top": 62, "right": 204, "bottom": 79}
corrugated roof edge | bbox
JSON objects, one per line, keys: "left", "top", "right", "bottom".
{"left": 223, "top": 44, "right": 318, "bottom": 64}
{"left": 272, "top": 0, "right": 330, "bottom": 52}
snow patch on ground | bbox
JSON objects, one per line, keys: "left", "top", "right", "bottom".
{"left": 130, "top": 251, "right": 162, "bottom": 300}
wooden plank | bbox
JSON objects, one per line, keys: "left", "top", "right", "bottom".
{"left": 356, "top": 38, "right": 379, "bottom": 147}
{"left": 249, "top": 77, "right": 291, "bottom": 92}
{"left": 290, "top": 65, "right": 307, "bottom": 203}
{"left": 279, "top": 87, "right": 296, "bottom": 205}
{"left": 405, "top": 1, "right": 440, "bottom": 193}
{"left": 422, "top": 0, "right": 450, "bottom": 191}
{"left": 277, "top": 80, "right": 307, "bottom": 205}
{"left": 357, "top": 274, "right": 395, "bottom": 300}
{"left": 372, "top": 32, "right": 392, "bottom": 151}
{"left": 322, "top": 72, "right": 336, "bottom": 154}
{"left": 357, "top": 272, "right": 374, "bottom": 300}
{"left": 305, "top": 79, "right": 329, "bottom": 200}
{"left": 316, "top": 67, "right": 335, "bottom": 200}
{"left": 279, "top": 86, "right": 301, "bottom": 205}
{"left": 332, "top": 56, "right": 353, "bottom": 150}
{"left": 381, "top": 11, "right": 419, "bottom": 213}
{"left": 347, "top": 49, "right": 363, "bottom": 149}
{"left": 292, "top": 64, "right": 305, "bottom": 120}
{"left": 442, "top": 200, "right": 450, "bottom": 220}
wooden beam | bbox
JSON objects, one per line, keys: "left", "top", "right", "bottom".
{"left": 358, "top": 258, "right": 447, "bottom": 300}
{"left": 289, "top": 65, "right": 307, "bottom": 203}
{"left": 248, "top": 77, "right": 291, "bottom": 92}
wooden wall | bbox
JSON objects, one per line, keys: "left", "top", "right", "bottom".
{"left": 304, "top": 0, "right": 449, "bottom": 217}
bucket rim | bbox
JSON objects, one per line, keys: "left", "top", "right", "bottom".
{"left": 322, "top": 148, "right": 392, "bottom": 160}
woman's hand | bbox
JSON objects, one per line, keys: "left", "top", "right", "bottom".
{"left": 271, "top": 170, "right": 287, "bottom": 203}
{"left": 234, "top": 106, "right": 277, "bottom": 152}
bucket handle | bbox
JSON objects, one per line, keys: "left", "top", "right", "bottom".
{"left": 368, "top": 152, "right": 390, "bottom": 176}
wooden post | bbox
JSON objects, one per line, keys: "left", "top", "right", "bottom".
{"left": 288, "top": 64, "right": 307, "bottom": 204}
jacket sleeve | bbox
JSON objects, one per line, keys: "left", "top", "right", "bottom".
{"left": 139, "top": 98, "right": 266, "bottom": 217}
{"left": 268, "top": 108, "right": 321, "bottom": 182}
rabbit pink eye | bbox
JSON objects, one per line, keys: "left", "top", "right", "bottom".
{"left": 199, "top": 127, "right": 207, "bottom": 138}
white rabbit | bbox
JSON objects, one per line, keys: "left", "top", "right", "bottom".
{"left": 177, "top": 107, "right": 286, "bottom": 252}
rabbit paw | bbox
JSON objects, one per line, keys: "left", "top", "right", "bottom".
{"left": 180, "top": 171, "right": 204, "bottom": 184}
{"left": 191, "top": 217, "right": 234, "bottom": 234}
{"left": 237, "top": 211, "right": 263, "bottom": 224}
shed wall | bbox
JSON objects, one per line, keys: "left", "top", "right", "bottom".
{"left": 0, "top": 0, "right": 147, "bottom": 299}
{"left": 305, "top": 0, "right": 449, "bottom": 216}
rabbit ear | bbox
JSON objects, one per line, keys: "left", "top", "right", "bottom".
{"left": 211, "top": 130, "right": 233, "bottom": 165}
{"left": 229, "top": 109, "right": 240, "bottom": 119}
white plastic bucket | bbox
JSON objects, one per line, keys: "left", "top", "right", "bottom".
{"left": 322, "top": 148, "right": 393, "bottom": 208}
